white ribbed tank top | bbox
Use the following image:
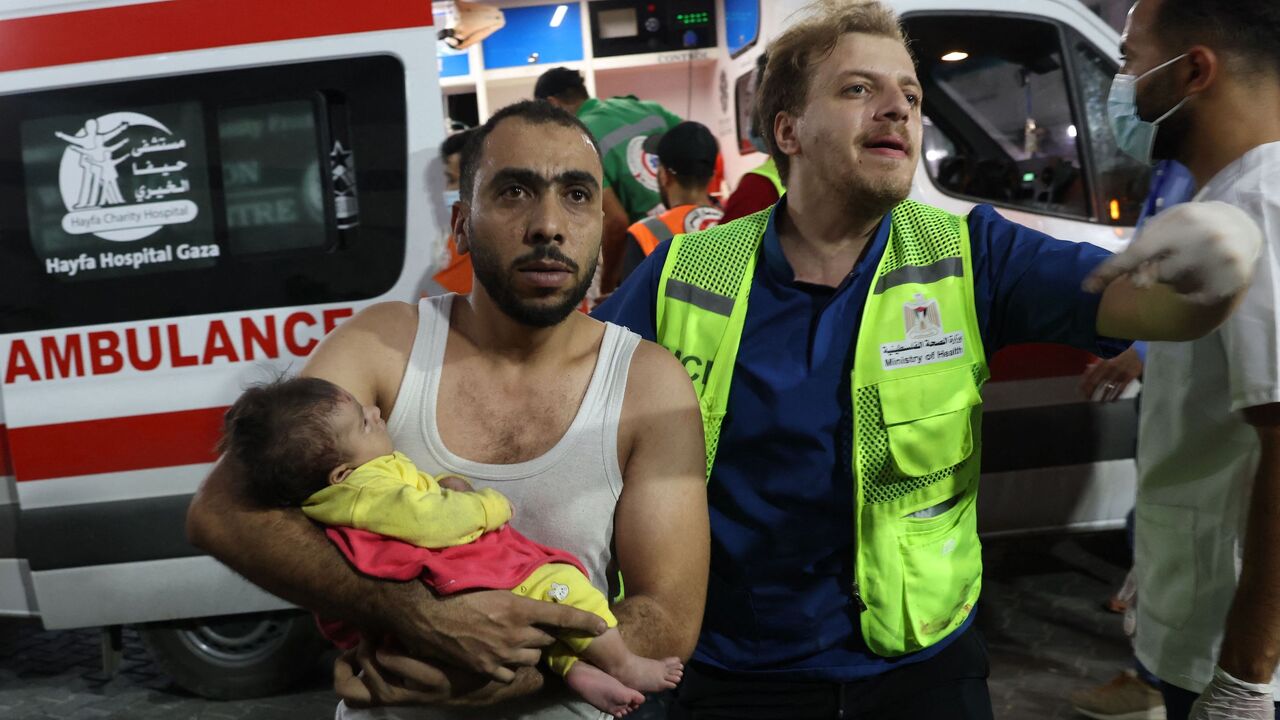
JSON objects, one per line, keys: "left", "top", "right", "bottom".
{"left": 337, "top": 294, "right": 638, "bottom": 720}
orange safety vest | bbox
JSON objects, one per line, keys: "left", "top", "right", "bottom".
{"left": 626, "top": 204, "right": 724, "bottom": 256}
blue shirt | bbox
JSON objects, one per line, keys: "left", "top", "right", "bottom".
{"left": 593, "top": 200, "right": 1127, "bottom": 681}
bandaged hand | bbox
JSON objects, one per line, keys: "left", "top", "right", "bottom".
{"left": 1189, "top": 666, "right": 1275, "bottom": 720}
{"left": 1084, "top": 201, "right": 1262, "bottom": 304}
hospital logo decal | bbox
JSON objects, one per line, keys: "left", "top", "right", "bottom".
{"left": 627, "top": 135, "right": 661, "bottom": 192}
{"left": 683, "top": 206, "right": 724, "bottom": 233}
{"left": 880, "top": 293, "right": 965, "bottom": 370}
{"left": 56, "top": 111, "right": 198, "bottom": 242}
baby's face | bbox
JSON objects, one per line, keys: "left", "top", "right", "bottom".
{"left": 331, "top": 393, "right": 395, "bottom": 469}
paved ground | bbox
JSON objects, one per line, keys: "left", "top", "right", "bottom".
{"left": 0, "top": 532, "right": 1135, "bottom": 719}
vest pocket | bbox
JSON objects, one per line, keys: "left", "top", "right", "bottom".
{"left": 878, "top": 366, "right": 982, "bottom": 477}
{"left": 896, "top": 489, "right": 982, "bottom": 648}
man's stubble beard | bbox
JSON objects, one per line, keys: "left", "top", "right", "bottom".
{"left": 467, "top": 220, "right": 598, "bottom": 328}
{"left": 834, "top": 159, "right": 912, "bottom": 221}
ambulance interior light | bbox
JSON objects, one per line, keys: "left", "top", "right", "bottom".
{"left": 550, "top": 4, "right": 569, "bottom": 28}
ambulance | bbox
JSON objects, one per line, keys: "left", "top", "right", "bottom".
{"left": 0, "top": 0, "right": 1145, "bottom": 700}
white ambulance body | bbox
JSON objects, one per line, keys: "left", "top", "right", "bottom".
{"left": 0, "top": 0, "right": 449, "bottom": 697}
{"left": 0, "top": 0, "right": 1143, "bottom": 699}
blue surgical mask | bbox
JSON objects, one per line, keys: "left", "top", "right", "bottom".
{"left": 443, "top": 188, "right": 461, "bottom": 207}
{"left": 1107, "top": 54, "right": 1191, "bottom": 165}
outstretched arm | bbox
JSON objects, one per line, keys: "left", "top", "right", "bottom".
{"left": 1090, "top": 201, "right": 1262, "bottom": 341}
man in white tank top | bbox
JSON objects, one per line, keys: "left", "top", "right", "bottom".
{"left": 187, "top": 101, "right": 709, "bottom": 719}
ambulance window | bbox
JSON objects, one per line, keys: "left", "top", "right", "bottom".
{"left": 905, "top": 15, "right": 1091, "bottom": 220}
{"left": 218, "top": 100, "right": 329, "bottom": 255}
{"left": 1069, "top": 34, "right": 1150, "bottom": 226}
{"left": 0, "top": 55, "right": 407, "bottom": 333}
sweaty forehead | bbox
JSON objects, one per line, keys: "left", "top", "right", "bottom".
{"left": 477, "top": 119, "right": 602, "bottom": 184}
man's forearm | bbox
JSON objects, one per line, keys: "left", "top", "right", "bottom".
{"left": 1218, "top": 446, "right": 1280, "bottom": 683}
{"left": 614, "top": 594, "right": 697, "bottom": 660}
{"left": 187, "top": 462, "right": 429, "bottom": 638}
{"left": 1098, "top": 281, "right": 1240, "bottom": 342}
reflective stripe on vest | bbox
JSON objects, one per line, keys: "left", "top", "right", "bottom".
{"left": 654, "top": 200, "right": 988, "bottom": 657}
{"left": 745, "top": 157, "right": 785, "bottom": 196}
{"left": 628, "top": 205, "right": 712, "bottom": 257}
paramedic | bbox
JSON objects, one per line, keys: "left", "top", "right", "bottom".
{"left": 1114, "top": 1, "right": 1280, "bottom": 718}
{"left": 619, "top": 121, "right": 723, "bottom": 285}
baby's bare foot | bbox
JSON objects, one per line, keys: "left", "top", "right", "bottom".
{"left": 613, "top": 654, "right": 683, "bottom": 693}
{"left": 565, "top": 662, "right": 646, "bottom": 718}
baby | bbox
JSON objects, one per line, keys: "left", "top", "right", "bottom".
{"left": 220, "top": 376, "right": 681, "bottom": 717}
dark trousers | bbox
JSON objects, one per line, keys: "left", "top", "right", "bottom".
{"left": 668, "top": 626, "right": 994, "bottom": 720}
{"left": 1162, "top": 681, "right": 1280, "bottom": 720}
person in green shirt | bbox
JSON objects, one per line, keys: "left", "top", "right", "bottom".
{"left": 535, "top": 67, "right": 682, "bottom": 291}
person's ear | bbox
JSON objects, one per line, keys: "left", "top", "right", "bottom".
{"left": 657, "top": 166, "right": 671, "bottom": 189}
{"left": 774, "top": 111, "right": 802, "bottom": 161}
{"left": 1184, "top": 45, "right": 1218, "bottom": 96}
{"left": 451, "top": 200, "right": 471, "bottom": 255}
{"left": 328, "top": 464, "right": 355, "bottom": 486}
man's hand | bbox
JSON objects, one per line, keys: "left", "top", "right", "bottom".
{"left": 398, "top": 589, "right": 606, "bottom": 683}
{"left": 1079, "top": 346, "right": 1143, "bottom": 402}
{"left": 1085, "top": 201, "right": 1262, "bottom": 304}
{"left": 335, "top": 637, "right": 472, "bottom": 707}
{"left": 335, "top": 632, "right": 488, "bottom": 707}
{"left": 335, "top": 636, "right": 545, "bottom": 709}
{"left": 1189, "top": 666, "right": 1275, "bottom": 720}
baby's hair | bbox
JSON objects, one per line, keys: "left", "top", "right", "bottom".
{"left": 220, "top": 376, "right": 348, "bottom": 507}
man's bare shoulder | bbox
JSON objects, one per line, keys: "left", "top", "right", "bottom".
{"left": 621, "top": 339, "right": 699, "bottom": 425}
{"left": 302, "top": 300, "right": 422, "bottom": 406}
{"left": 616, "top": 338, "right": 704, "bottom": 486}
{"left": 311, "top": 300, "right": 418, "bottom": 354}
{"left": 342, "top": 300, "right": 420, "bottom": 337}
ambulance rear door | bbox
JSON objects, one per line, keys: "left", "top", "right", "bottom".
{"left": 0, "top": 0, "right": 446, "bottom": 697}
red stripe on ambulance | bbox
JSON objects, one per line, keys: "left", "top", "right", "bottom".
{"left": 0, "top": 425, "right": 12, "bottom": 476}
{"left": 0, "top": 0, "right": 433, "bottom": 73}
{"left": 9, "top": 407, "right": 227, "bottom": 482}
{"left": 4, "top": 308, "right": 353, "bottom": 384}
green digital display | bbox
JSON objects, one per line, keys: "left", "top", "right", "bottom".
{"left": 677, "top": 12, "right": 710, "bottom": 25}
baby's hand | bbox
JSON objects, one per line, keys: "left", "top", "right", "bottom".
{"left": 437, "top": 474, "right": 475, "bottom": 493}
